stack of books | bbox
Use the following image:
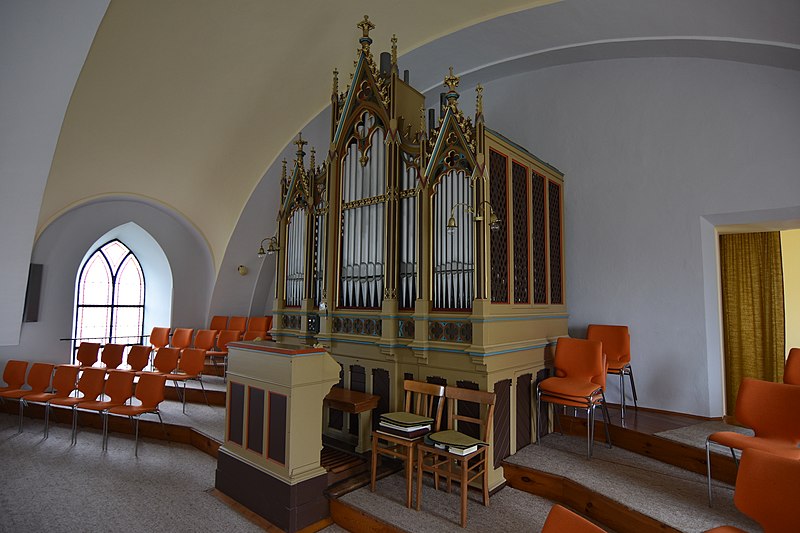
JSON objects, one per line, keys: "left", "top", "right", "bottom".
{"left": 377, "top": 412, "right": 434, "bottom": 439}
{"left": 425, "top": 429, "right": 487, "bottom": 456}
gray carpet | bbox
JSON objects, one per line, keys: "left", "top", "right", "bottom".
{"left": 340, "top": 471, "right": 555, "bottom": 532}
{"left": 158, "top": 396, "right": 226, "bottom": 442}
{"left": 0, "top": 413, "right": 262, "bottom": 532}
{"left": 506, "top": 435, "right": 759, "bottom": 533}
{"left": 654, "top": 421, "right": 754, "bottom": 456}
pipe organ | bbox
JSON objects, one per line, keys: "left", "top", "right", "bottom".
{"left": 270, "top": 16, "right": 567, "bottom": 489}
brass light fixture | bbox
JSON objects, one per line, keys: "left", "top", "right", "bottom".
{"left": 447, "top": 201, "right": 501, "bottom": 234}
{"left": 257, "top": 233, "right": 280, "bottom": 258}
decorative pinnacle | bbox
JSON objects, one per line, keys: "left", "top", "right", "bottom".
{"left": 476, "top": 84, "right": 483, "bottom": 115}
{"left": 310, "top": 147, "right": 316, "bottom": 169}
{"left": 357, "top": 15, "right": 375, "bottom": 49}
{"left": 294, "top": 133, "right": 307, "bottom": 161}
{"left": 391, "top": 34, "right": 398, "bottom": 74}
{"left": 444, "top": 66, "right": 460, "bottom": 108}
{"left": 332, "top": 69, "right": 338, "bottom": 95}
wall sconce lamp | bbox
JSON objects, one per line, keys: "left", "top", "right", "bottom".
{"left": 257, "top": 233, "right": 280, "bottom": 258}
{"left": 446, "top": 201, "right": 501, "bottom": 234}
{"left": 237, "top": 265, "right": 249, "bottom": 276}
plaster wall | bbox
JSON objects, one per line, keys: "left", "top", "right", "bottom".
{"left": 0, "top": 198, "right": 213, "bottom": 367}
{"left": 480, "top": 58, "right": 800, "bottom": 416}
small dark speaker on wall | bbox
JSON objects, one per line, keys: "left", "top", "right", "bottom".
{"left": 23, "top": 263, "right": 43, "bottom": 323}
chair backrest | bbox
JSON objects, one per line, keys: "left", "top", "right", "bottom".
{"left": 135, "top": 373, "right": 167, "bottom": 409}
{"left": 247, "top": 316, "right": 269, "bottom": 332}
{"left": 554, "top": 337, "right": 607, "bottom": 390}
{"left": 228, "top": 316, "right": 247, "bottom": 333}
{"left": 170, "top": 328, "right": 194, "bottom": 350}
{"left": 152, "top": 347, "right": 180, "bottom": 374}
{"left": 264, "top": 315, "right": 273, "bottom": 340}
{"left": 586, "top": 324, "right": 630, "bottom": 367}
{"left": 243, "top": 330, "right": 266, "bottom": 341}
{"left": 216, "top": 330, "right": 243, "bottom": 352}
{"left": 149, "top": 327, "right": 170, "bottom": 349}
{"left": 177, "top": 348, "right": 206, "bottom": 376}
{"left": 75, "top": 342, "right": 101, "bottom": 367}
{"left": 403, "top": 380, "right": 446, "bottom": 431}
{"left": 25, "top": 363, "right": 55, "bottom": 393}
{"left": 104, "top": 370, "right": 135, "bottom": 403}
{"left": 77, "top": 367, "right": 107, "bottom": 400}
{"left": 735, "top": 378, "right": 800, "bottom": 443}
{"left": 2, "top": 360, "right": 28, "bottom": 389}
{"left": 784, "top": 347, "right": 800, "bottom": 385}
{"left": 734, "top": 448, "right": 800, "bottom": 533}
{"left": 445, "top": 386, "right": 496, "bottom": 442}
{"left": 100, "top": 343, "right": 126, "bottom": 368}
{"left": 126, "top": 345, "right": 152, "bottom": 372}
{"left": 194, "top": 329, "right": 218, "bottom": 351}
{"left": 51, "top": 365, "right": 80, "bottom": 396}
{"left": 209, "top": 315, "right": 228, "bottom": 331}
{"left": 542, "top": 504, "right": 605, "bottom": 533}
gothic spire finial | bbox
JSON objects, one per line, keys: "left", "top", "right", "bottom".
{"left": 443, "top": 66, "right": 460, "bottom": 109}
{"left": 476, "top": 84, "right": 483, "bottom": 115}
{"left": 332, "top": 69, "right": 339, "bottom": 96}
{"left": 294, "top": 133, "right": 307, "bottom": 162}
{"left": 391, "top": 34, "right": 399, "bottom": 75}
{"left": 357, "top": 15, "right": 375, "bottom": 51}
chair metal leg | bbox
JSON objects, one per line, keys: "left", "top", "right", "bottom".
{"left": 706, "top": 438, "right": 713, "bottom": 506}
{"left": 71, "top": 407, "right": 78, "bottom": 445}
{"left": 102, "top": 411, "right": 109, "bottom": 451}
{"left": 627, "top": 365, "right": 639, "bottom": 409}
{"left": 600, "top": 393, "right": 612, "bottom": 448}
{"left": 134, "top": 416, "right": 140, "bottom": 457}
{"left": 619, "top": 371, "right": 626, "bottom": 419}
{"left": 535, "top": 387, "right": 542, "bottom": 445}
{"left": 587, "top": 406, "right": 595, "bottom": 458}
{"left": 156, "top": 410, "right": 167, "bottom": 439}
{"left": 182, "top": 382, "right": 188, "bottom": 414}
{"left": 198, "top": 378, "right": 209, "bottom": 406}
{"left": 731, "top": 448, "right": 739, "bottom": 466}
{"left": 18, "top": 399, "right": 25, "bottom": 433}
{"left": 44, "top": 403, "right": 51, "bottom": 439}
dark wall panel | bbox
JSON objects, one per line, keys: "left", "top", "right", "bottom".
{"left": 268, "top": 392, "right": 287, "bottom": 464}
{"left": 229, "top": 381, "right": 245, "bottom": 445}
{"left": 493, "top": 379, "right": 511, "bottom": 464}
{"left": 349, "top": 365, "right": 366, "bottom": 436}
{"left": 247, "top": 387, "right": 265, "bottom": 455}
{"left": 516, "top": 373, "right": 533, "bottom": 449}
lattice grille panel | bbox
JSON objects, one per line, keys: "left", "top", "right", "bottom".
{"left": 489, "top": 151, "right": 509, "bottom": 303}
{"left": 512, "top": 162, "right": 529, "bottom": 304}
{"left": 548, "top": 181, "right": 563, "bottom": 304}
{"left": 531, "top": 172, "right": 547, "bottom": 304}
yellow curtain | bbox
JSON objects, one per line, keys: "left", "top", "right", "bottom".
{"left": 719, "top": 232, "right": 785, "bottom": 415}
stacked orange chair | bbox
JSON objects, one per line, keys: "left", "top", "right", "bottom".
{"left": 784, "top": 347, "right": 799, "bottom": 384}
{"left": 106, "top": 373, "right": 167, "bottom": 456}
{"left": 536, "top": 337, "right": 612, "bottom": 458}
{"left": 705, "top": 377, "right": 800, "bottom": 504}
{"left": 542, "top": 504, "right": 606, "bottom": 533}
{"left": 0, "top": 362, "right": 54, "bottom": 432}
{"left": 74, "top": 369, "right": 135, "bottom": 446}
{"left": 75, "top": 342, "right": 101, "bottom": 368}
{"left": 21, "top": 364, "right": 80, "bottom": 437}
{"left": 586, "top": 324, "right": 637, "bottom": 418}
{"left": 48, "top": 367, "right": 106, "bottom": 444}
{"left": 706, "top": 448, "right": 800, "bottom": 533}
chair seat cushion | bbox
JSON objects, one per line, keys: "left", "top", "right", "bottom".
{"left": 709, "top": 431, "right": 800, "bottom": 458}
{"left": 49, "top": 396, "right": 88, "bottom": 407}
{"left": 606, "top": 361, "right": 629, "bottom": 372}
{"left": 0, "top": 388, "right": 28, "bottom": 399}
{"left": 380, "top": 411, "right": 434, "bottom": 427}
{"left": 427, "top": 429, "right": 486, "bottom": 449}
{"left": 539, "top": 377, "right": 602, "bottom": 399}
{"left": 107, "top": 405, "right": 154, "bottom": 417}
{"left": 77, "top": 400, "right": 118, "bottom": 412}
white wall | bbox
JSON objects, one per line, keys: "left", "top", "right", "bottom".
{"left": 0, "top": 0, "right": 109, "bottom": 346}
{"left": 481, "top": 58, "right": 800, "bottom": 416}
{"left": 0, "top": 198, "right": 213, "bottom": 366}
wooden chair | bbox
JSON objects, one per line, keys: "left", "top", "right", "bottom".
{"left": 707, "top": 448, "right": 800, "bottom": 533}
{"left": 106, "top": 373, "right": 167, "bottom": 456}
{"left": 165, "top": 348, "right": 209, "bottom": 412}
{"left": 99, "top": 343, "right": 126, "bottom": 369}
{"left": 784, "top": 347, "right": 800, "bottom": 384}
{"left": 74, "top": 369, "right": 135, "bottom": 445}
{"left": 370, "top": 380, "right": 446, "bottom": 508}
{"left": 0, "top": 362, "right": 54, "bottom": 432}
{"left": 587, "top": 324, "right": 638, "bottom": 418}
{"left": 48, "top": 367, "right": 106, "bottom": 444}
{"left": 705, "top": 377, "right": 800, "bottom": 504}
{"left": 416, "top": 386, "right": 495, "bottom": 528}
{"left": 542, "top": 504, "right": 606, "bottom": 533}
{"left": 75, "top": 342, "right": 101, "bottom": 368}
{"left": 21, "top": 364, "right": 80, "bottom": 437}
{"left": 536, "top": 337, "right": 612, "bottom": 458}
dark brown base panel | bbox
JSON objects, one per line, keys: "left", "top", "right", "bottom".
{"left": 215, "top": 449, "right": 329, "bottom": 533}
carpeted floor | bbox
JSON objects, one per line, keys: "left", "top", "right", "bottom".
{"left": 654, "top": 421, "right": 753, "bottom": 456}
{"left": 506, "top": 434, "right": 759, "bottom": 532}
{"left": 0, "top": 412, "right": 263, "bottom": 532}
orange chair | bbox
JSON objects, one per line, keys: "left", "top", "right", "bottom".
{"left": 784, "top": 347, "right": 800, "bottom": 385}
{"left": 228, "top": 316, "right": 247, "bottom": 333}
{"left": 706, "top": 448, "right": 800, "bottom": 533}
{"left": 99, "top": 343, "right": 126, "bottom": 369}
{"left": 705, "top": 378, "right": 800, "bottom": 504}
{"left": 170, "top": 327, "right": 194, "bottom": 351}
{"left": 371, "top": 380, "right": 446, "bottom": 508}
{"left": 242, "top": 330, "right": 267, "bottom": 341}
{"left": 49, "top": 367, "right": 106, "bottom": 444}
{"left": 166, "top": 348, "right": 209, "bottom": 412}
{"left": 75, "top": 342, "right": 101, "bottom": 368}
{"left": 586, "top": 324, "right": 637, "bottom": 418}
{"left": 106, "top": 373, "right": 167, "bottom": 456}
{"left": 136, "top": 346, "right": 179, "bottom": 376}
{"left": 264, "top": 315, "right": 273, "bottom": 340}
{"left": 542, "top": 504, "right": 606, "bottom": 533}
{"left": 75, "top": 369, "right": 135, "bottom": 447}
{"left": 0, "top": 360, "right": 28, "bottom": 395}
{"left": 193, "top": 329, "right": 218, "bottom": 352}
{"left": 0, "top": 362, "right": 54, "bottom": 432}
{"left": 125, "top": 345, "right": 152, "bottom": 372}
{"left": 209, "top": 315, "right": 228, "bottom": 331}
{"left": 21, "top": 364, "right": 80, "bottom": 437}
{"left": 416, "top": 386, "right": 496, "bottom": 528}
{"left": 246, "top": 316, "right": 268, "bottom": 333}
{"left": 537, "top": 337, "right": 612, "bottom": 458}
{"left": 206, "top": 329, "right": 242, "bottom": 369}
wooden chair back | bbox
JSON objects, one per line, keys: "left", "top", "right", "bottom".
{"left": 403, "top": 380, "right": 446, "bottom": 431}
{"left": 445, "top": 386, "right": 496, "bottom": 442}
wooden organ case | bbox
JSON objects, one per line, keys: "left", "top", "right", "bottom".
{"left": 270, "top": 16, "right": 566, "bottom": 489}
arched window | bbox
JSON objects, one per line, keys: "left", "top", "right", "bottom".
{"left": 74, "top": 240, "right": 145, "bottom": 356}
